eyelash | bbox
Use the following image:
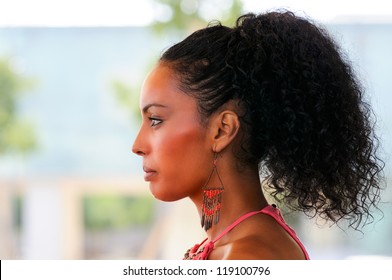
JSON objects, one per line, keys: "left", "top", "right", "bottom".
{"left": 149, "top": 117, "right": 163, "bottom": 127}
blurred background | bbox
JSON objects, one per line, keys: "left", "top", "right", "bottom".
{"left": 0, "top": 0, "right": 391, "bottom": 260}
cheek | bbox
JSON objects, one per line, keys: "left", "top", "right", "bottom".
{"left": 164, "top": 128, "right": 203, "bottom": 154}
{"left": 151, "top": 123, "right": 210, "bottom": 200}
{"left": 158, "top": 120, "right": 207, "bottom": 158}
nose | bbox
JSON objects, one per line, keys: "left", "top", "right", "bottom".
{"left": 132, "top": 146, "right": 145, "bottom": 156}
{"left": 132, "top": 129, "right": 146, "bottom": 156}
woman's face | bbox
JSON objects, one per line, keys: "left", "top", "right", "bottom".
{"left": 132, "top": 63, "right": 212, "bottom": 201}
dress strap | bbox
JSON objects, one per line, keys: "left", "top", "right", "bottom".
{"left": 185, "top": 204, "right": 309, "bottom": 260}
{"left": 211, "top": 207, "right": 268, "bottom": 243}
{"left": 188, "top": 208, "right": 268, "bottom": 260}
{"left": 257, "top": 205, "right": 310, "bottom": 259}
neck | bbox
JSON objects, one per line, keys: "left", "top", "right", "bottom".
{"left": 190, "top": 163, "right": 268, "bottom": 242}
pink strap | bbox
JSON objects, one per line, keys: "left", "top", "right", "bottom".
{"left": 191, "top": 205, "right": 309, "bottom": 260}
{"left": 211, "top": 208, "right": 266, "bottom": 243}
{"left": 210, "top": 205, "right": 309, "bottom": 259}
{"left": 259, "top": 205, "right": 310, "bottom": 260}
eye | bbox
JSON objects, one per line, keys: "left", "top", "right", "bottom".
{"left": 149, "top": 118, "right": 163, "bottom": 127}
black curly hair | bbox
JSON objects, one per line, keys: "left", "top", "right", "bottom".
{"left": 159, "top": 11, "right": 384, "bottom": 229}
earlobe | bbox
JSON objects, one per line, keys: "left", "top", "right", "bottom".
{"left": 212, "top": 110, "right": 240, "bottom": 153}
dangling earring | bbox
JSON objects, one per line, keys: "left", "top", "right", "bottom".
{"left": 201, "top": 152, "right": 224, "bottom": 231}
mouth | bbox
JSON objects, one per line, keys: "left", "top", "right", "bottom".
{"left": 143, "top": 166, "right": 157, "bottom": 181}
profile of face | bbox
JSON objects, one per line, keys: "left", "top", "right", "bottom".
{"left": 132, "top": 63, "right": 213, "bottom": 202}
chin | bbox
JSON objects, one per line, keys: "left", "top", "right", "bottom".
{"left": 149, "top": 183, "right": 185, "bottom": 202}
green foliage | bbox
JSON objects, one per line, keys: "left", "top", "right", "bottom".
{"left": 111, "top": 0, "right": 244, "bottom": 121}
{"left": 12, "top": 195, "right": 23, "bottom": 231}
{"left": 152, "top": 0, "right": 244, "bottom": 35}
{"left": 83, "top": 195, "right": 155, "bottom": 231}
{"left": 152, "top": 0, "right": 205, "bottom": 35}
{"left": 0, "top": 57, "right": 36, "bottom": 155}
{"left": 111, "top": 80, "right": 142, "bottom": 122}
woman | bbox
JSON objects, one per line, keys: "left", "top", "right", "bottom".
{"left": 132, "top": 11, "right": 384, "bottom": 260}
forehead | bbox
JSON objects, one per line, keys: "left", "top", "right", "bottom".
{"left": 142, "top": 63, "right": 177, "bottom": 97}
{"left": 140, "top": 63, "right": 197, "bottom": 112}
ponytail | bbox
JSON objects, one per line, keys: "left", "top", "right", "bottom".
{"left": 160, "top": 11, "right": 384, "bottom": 229}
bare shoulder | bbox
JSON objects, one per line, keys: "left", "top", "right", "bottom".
{"left": 211, "top": 214, "right": 307, "bottom": 260}
{"left": 225, "top": 235, "right": 304, "bottom": 260}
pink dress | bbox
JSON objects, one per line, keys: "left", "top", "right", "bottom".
{"left": 183, "top": 204, "right": 310, "bottom": 260}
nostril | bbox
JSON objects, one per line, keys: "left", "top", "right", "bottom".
{"left": 132, "top": 146, "right": 145, "bottom": 156}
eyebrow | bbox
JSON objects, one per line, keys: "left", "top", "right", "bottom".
{"left": 142, "top": 103, "right": 168, "bottom": 114}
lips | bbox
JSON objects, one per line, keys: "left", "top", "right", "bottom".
{"left": 143, "top": 166, "right": 157, "bottom": 181}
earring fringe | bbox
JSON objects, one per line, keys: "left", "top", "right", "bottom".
{"left": 201, "top": 154, "right": 224, "bottom": 231}
{"left": 201, "top": 187, "right": 224, "bottom": 231}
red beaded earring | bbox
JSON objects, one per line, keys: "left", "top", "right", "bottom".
{"left": 201, "top": 153, "right": 224, "bottom": 231}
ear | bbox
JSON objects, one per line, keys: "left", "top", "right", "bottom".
{"left": 210, "top": 110, "right": 240, "bottom": 153}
